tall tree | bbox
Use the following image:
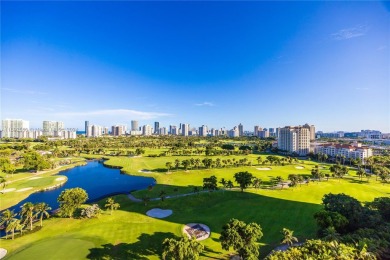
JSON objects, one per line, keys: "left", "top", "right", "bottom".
{"left": 104, "top": 197, "right": 120, "bottom": 215}
{"left": 57, "top": 188, "right": 88, "bottom": 218}
{"left": 162, "top": 236, "right": 204, "bottom": 260}
{"left": 6, "top": 218, "right": 19, "bottom": 240}
{"left": 203, "top": 175, "right": 218, "bottom": 191}
{"left": 234, "top": 171, "right": 254, "bottom": 192}
{"left": 159, "top": 190, "right": 167, "bottom": 201}
{"left": 220, "top": 218, "right": 263, "bottom": 260}
{"left": 0, "top": 209, "right": 17, "bottom": 231}
{"left": 165, "top": 162, "right": 172, "bottom": 173}
{"left": 34, "top": 202, "right": 51, "bottom": 227}
{"left": 20, "top": 202, "right": 35, "bottom": 230}
{"left": 280, "top": 228, "right": 298, "bottom": 246}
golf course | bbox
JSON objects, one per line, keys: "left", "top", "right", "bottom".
{"left": 1, "top": 150, "right": 389, "bottom": 259}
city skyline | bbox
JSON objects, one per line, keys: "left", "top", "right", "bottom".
{"left": 1, "top": 1, "right": 389, "bottom": 132}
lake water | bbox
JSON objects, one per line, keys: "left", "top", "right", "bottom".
{"left": 7, "top": 160, "right": 155, "bottom": 212}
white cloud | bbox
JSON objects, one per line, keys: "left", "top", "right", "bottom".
{"left": 195, "top": 102, "right": 215, "bottom": 107}
{"left": 1, "top": 87, "right": 48, "bottom": 95}
{"left": 331, "top": 25, "right": 368, "bottom": 40}
{"left": 55, "top": 109, "right": 172, "bottom": 120}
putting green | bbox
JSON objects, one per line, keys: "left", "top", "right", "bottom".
{"left": 8, "top": 238, "right": 94, "bottom": 260}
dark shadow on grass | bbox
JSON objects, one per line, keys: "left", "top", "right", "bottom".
{"left": 87, "top": 232, "right": 177, "bottom": 260}
{"left": 152, "top": 168, "right": 168, "bottom": 173}
{"left": 201, "top": 246, "right": 225, "bottom": 259}
{"left": 95, "top": 183, "right": 323, "bottom": 258}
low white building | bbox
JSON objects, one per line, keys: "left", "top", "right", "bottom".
{"left": 315, "top": 142, "right": 372, "bottom": 162}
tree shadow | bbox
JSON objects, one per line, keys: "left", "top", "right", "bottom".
{"left": 201, "top": 245, "right": 225, "bottom": 259}
{"left": 87, "top": 232, "right": 177, "bottom": 259}
{"left": 152, "top": 168, "right": 168, "bottom": 173}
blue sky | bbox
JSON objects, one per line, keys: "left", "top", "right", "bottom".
{"left": 1, "top": 1, "right": 389, "bottom": 132}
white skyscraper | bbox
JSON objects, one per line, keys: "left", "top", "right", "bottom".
{"left": 181, "top": 123, "right": 189, "bottom": 136}
{"left": 131, "top": 120, "right": 139, "bottom": 131}
{"left": 142, "top": 125, "right": 152, "bottom": 136}
{"left": 1, "top": 119, "right": 30, "bottom": 138}
{"left": 199, "top": 125, "right": 208, "bottom": 137}
{"left": 43, "top": 121, "right": 64, "bottom": 136}
{"left": 303, "top": 123, "right": 316, "bottom": 140}
{"left": 277, "top": 126, "right": 310, "bottom": 156}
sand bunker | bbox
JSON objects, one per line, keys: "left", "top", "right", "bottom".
{"left": 0, "top": 248, "right": 7, "bottom": 259}
{"left": 146, "top": 208, "right": 173, "bottom": 218}
{"left": 16, "top": 187, "right": 33, "bottom": 192}
{"left": 183, "top": 223, "right": 210, "bottom": 241}
{"left": 56, "top": 177, "right": 66, "bottom": 181}
{"left": 295, "top": 166, "right": 305, "bottom": 169}
{"left": 28, "top": 177, "right": 42, "bottom": 180}
{"left": 2, "top": 188, "right": 16, "bottom": 193}
{"left": 138, "top": 169, "right": 152, "bottom": 173}
{"left": 256, "top": 167, "right": 272, "bottom": 170}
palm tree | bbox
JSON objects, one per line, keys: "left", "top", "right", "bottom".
{"left": 159, "top": 190, "right": 167, "bottom": 201}
{"left": 174, "top": 159, "right": 180, "bottom": 171}
{"left": 34, "top": 202, "right": 51, "bottom": 227}
{"left": 6, "top": 218, "right": 19, "bottom": 240}
{"left": 281, "top": 228, "right": 298, "bottom": 246}
{"left": 165, "top": 162, "right": 172, "bottom": 173}
{"left": 193, "top": 186, "right": 200, "bottom": 194}
{"left": 142, "top": 196, "right": 150, "bottom": 206}
{"left": 276, "top": 176, "right": 283, "bottom": 189}
{"left": 15, "top": 220, "right": 25, "bottom": 237}
{"left": 227, "top": 180, "right": 234, "bottom": 189}
{"left": 104, "top": 197, "right": 120, "bottom": 215}
{"left": 0, "top": 176, "right": 6, "bottom": 192}
{"left": 20, "top": 202, "right": 35, "bottom": 231}
{"left": 253, "top": 178, "right": 262, "bottom": 189}
{"left": 357, "top": 168, "right": 366, "bottom": 181}
{"left": 0, "top": 209, "right": 17, "bottom": 230}
{"left": 194, "top": 158, "right": 201, "bottom": 169}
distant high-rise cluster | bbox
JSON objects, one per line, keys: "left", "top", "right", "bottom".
{"left": 1, "top": 119, "right": 75, "bottom": 139}
{"left": 1, "top": 119, "right": 29, "bottom": 138}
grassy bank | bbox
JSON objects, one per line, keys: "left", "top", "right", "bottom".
{"left": 0, "top": 159, "right": 86, "bottom": 210}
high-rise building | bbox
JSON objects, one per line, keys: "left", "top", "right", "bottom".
{"left": 111, "top": 125, "right": 126, "bottom": 136}
{"left": 88, "top": 125, "right": 103, "bottom": 137}
{"left": 277, "top": 126, "right": 310, "bottom": 156}
{"left": 170, "top": 125, "right": 177, "bottom": 135}
{"left": 269, "top": 128, "right": 275, "bottom": 137}
{"left": 43, "top": 121, "right": 64, "bottom": 136}
{"left": 199, "top": 125, "right": 208, "bottom": 137}
{"left": 181, "top": 123, "right": 189, "bottom": 136}
{"left": 276, "top": 127, "right": 280, "bottom": 138}
{"left": 85, "top": 121, "right": 89, "bottom": 136}
{"left": 254, "top": 126, "right": 261, "bottom": 137}
{"left": 159, "top": 127, "right": 167, "bottom": 135}
{"left": 238, "top": 123, "right": 244, "bottom": 137}
{"left": 258, "top": 128, "right": 269, "bottom": 138}
{"left": 1, "top": 119, "right": 29, "bottom": 138}
{"left": 142, "top": 125, "right": 152, "bottom": 136}
{"left": 228, "top": 126, "right": 240, "bottom": 137}
{"left": 303, "top": 123, "right": 316, "bottom": 140}
{"left": 131, "top": 120, "right": 139, "bottom": 131}
{"left": 154, "top": 122, "right": 160, "bottom": 134}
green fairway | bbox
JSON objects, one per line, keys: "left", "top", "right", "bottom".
{"left": 8, "top": 238, "right": 95, "bottom": 260}
{"left": 2, "top": 155, "right": 389, "bottom": 259}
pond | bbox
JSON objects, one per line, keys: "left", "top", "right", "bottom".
{"left": 7, "top": 160, "right": 155, "bottom": 212}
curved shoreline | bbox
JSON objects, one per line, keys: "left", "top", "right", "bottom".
{"left": 0, "top": 162, "right": 85, "bottom": 211}
{"left": 2, "top": 158, "right": 156, "bottom": 212}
